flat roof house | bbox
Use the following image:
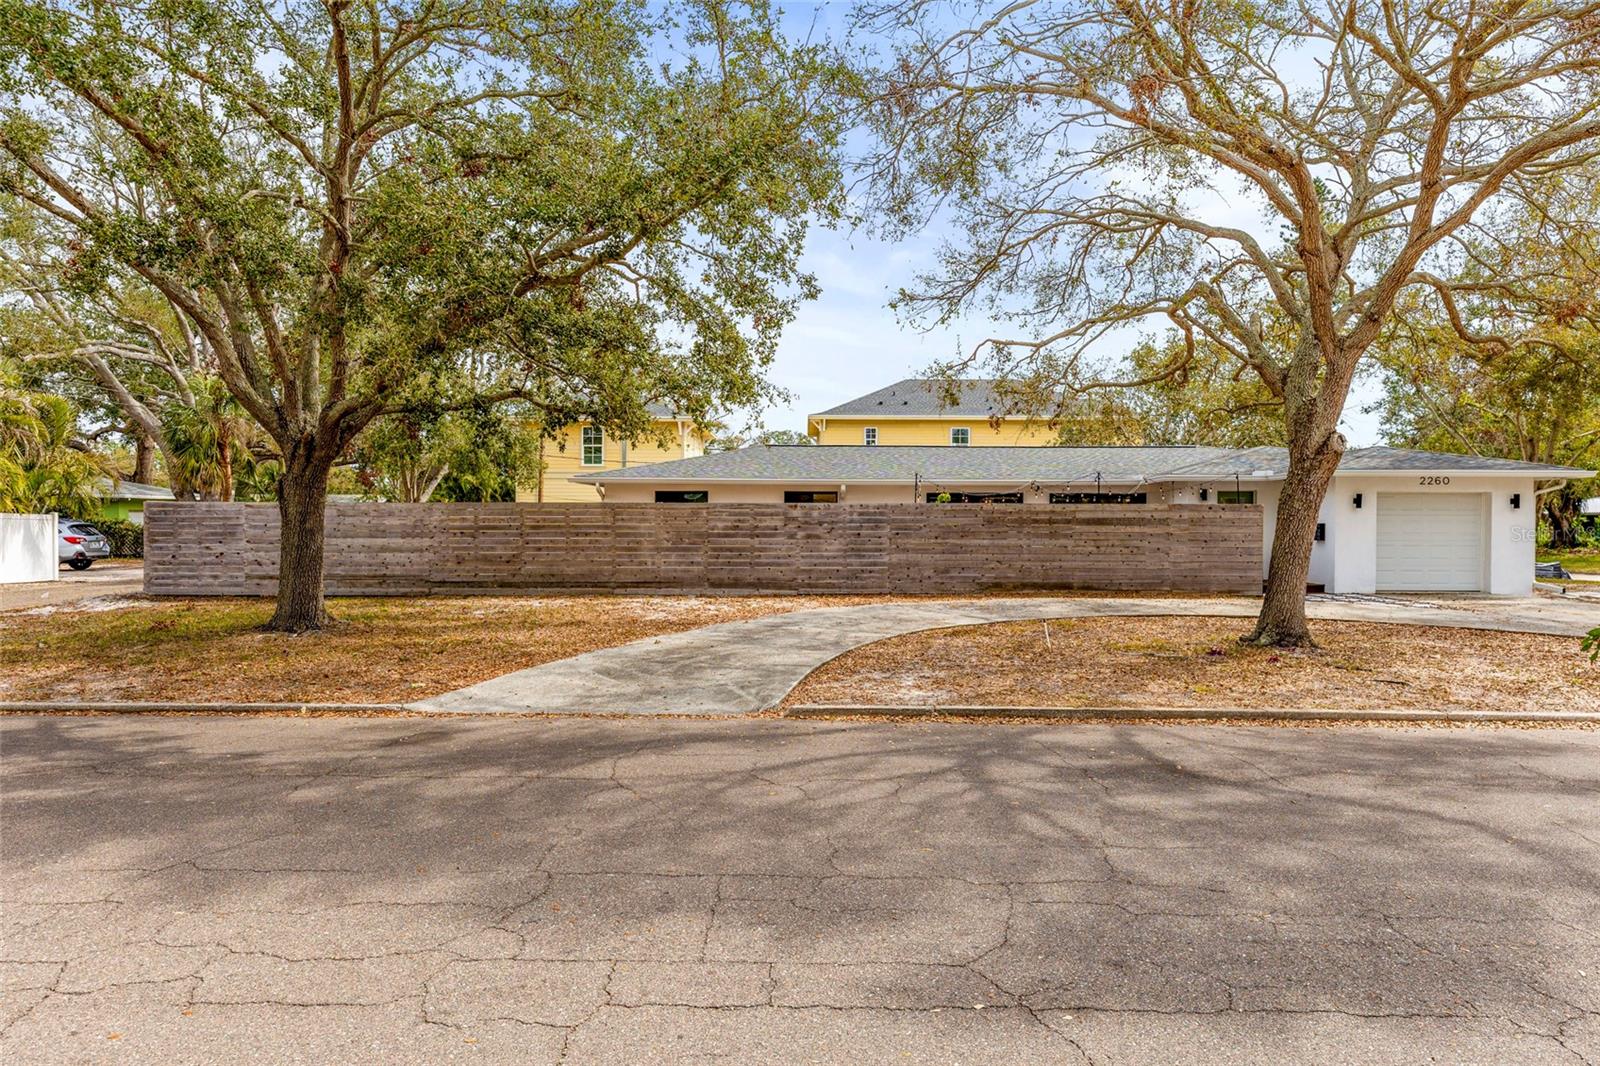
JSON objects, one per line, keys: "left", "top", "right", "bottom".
{"left": 575, "top": 443, "right": 1594, "bottom": 596}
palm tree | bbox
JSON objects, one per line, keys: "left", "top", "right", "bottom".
{"left": 0, "top": 376, "right": 108, "bottom": 515}
{"left": 161, "top": 378, "right": 259, "bottom": 501}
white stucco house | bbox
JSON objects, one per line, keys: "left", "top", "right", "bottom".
{"left": 575, "top": 444, "right": 1594, "bottom": 596}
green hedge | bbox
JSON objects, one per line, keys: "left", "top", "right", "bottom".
{"left": 93, "top": 517, "right": 145, "bottom": 558}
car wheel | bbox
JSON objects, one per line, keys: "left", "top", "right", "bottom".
{"left": 67, "top": 559, "right": 92, "bottom": 571}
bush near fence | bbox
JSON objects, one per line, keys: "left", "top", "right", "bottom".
{"left": 92, "top": 518, "right": 145, "bottom": 558}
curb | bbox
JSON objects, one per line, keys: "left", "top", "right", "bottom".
{"left": 3, "top": 702, "right": 1594, "bottom": 725}
{"left": 0, "top": 701, "right": 416, "bottom": 715}
{"left": 783, "top": 704, "right": 1600, "bottom": 724}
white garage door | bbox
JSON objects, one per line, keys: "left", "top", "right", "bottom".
{"left": 1376, "top": 493, "right": 1485, "bottom": 592}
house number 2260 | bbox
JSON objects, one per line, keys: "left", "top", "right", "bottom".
{"left": 1418, "top": 476, "right": 1451, "bottom": 485}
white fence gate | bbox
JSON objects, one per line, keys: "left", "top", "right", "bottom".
{"left": 0, "top": 513, "right": 57, "bottom": 584}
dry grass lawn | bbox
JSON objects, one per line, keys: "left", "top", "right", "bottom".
{"left": 0, "top": 594, "right": 890, "bottom": 704}
{"left": 785, "top": 616, "right": 1600, "bottom": 713}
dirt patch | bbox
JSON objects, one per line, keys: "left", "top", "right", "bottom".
{"left": 0, "top": 594, "right": 902, "bottom": 704}
{"left": 783, "top": 616, "right": 1600, "bottom": 714}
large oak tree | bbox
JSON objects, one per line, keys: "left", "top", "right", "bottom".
{"left": 857, "top": 0, "right": 1600, "bottom": 644}
{"left": 1, "top": 0, "right": 839, "bottom": 629}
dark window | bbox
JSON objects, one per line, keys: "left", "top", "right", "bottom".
{"left": 654, "top": 490, "right": 709, "bottom": 503}
{"left": 1216, "top": 490, "right": 1256, "bottom": 505}
{"left": 784, "top": 491, "right": 839, "bottom": 503}
{"left": 1315, "top": 522, "right": 1327, "bottom": 542}
{"left": 926, "top": 491, "right": 1024, "bottom": 504}
{"left": 1049, "top": 492, "right": 1148, "bottom": 504}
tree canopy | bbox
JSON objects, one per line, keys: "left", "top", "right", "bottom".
{"left": 1372, "top": 178, "right": 1600, "bottom": 545}
{"left": 856, "top": 0, "right": 1600, "bottom": 643}
{"left": 2, "top": 0, "right": 843, "bottom": 627}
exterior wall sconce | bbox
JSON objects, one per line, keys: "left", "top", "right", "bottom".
{"left": 1510, "top": 493, "right": 1521, "bottom": 509}
{"left": 1315, "top": 522, "right": 1327, "bottom": 542}
{"left": 1352, "top": 493, "right": 1362, "bottom": 509}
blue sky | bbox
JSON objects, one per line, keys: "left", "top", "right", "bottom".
{"left": 756, "top": 202, "right": 1387, "bottom": 445}
{"left": 747, "top": 2, "right": 1387, "bottom": 445}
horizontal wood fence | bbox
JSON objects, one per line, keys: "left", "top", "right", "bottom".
{"left": 142, "top": 502, "right": 1263, "bottom": 597}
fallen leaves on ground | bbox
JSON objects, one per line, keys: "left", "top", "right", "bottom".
{"left": 0, "top": 594, "right": 896, "bottom": 704}
{"left": 783, "top": 616, "right": 1600, "bottom": 714}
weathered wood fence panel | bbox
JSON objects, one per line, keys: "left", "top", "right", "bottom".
{"left": 143, "top": 502, "right": 1262, "bottom": 596}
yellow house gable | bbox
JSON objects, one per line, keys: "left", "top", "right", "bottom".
{"left": 808, "top": 415, "right": 1057, "bottom": 447}
{"left": 517, "top": 418, "right": 709, "bottom": 503}
{"left": 806, "top": 378, "right": 1058, "bottom": 447}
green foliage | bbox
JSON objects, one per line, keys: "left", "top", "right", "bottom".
{"left": 0, "top": 373, "right": 107, "bottom": 514}
{"left": 355, "top": 401, "right": 541, "bottom": 503}
{"left": 0, "top": 0, "right": 842, "bottom": 443}
{"left": 160, "top": 377, "right": 255, "bottom": 500}
{"left": 1049, "top": 336, "right": 1283, "bottom": 447}
{"left": 231, "top": 454, "right": 281, "bottom": 502}
{"left": 1583, "top": 627, "right": 1599, "bottom": 665}
{"left": 91, "top": 516, "right": 143, "bottom": 557}
{"left": 707, "top": 427, "right": 814, "bottom": 451}
{"left": 1371, "top": 184, "right": 1600, "bottom": 547}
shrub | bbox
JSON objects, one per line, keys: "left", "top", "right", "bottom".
{"left": 94, "top": 518, "right": 145, "bottom": 558}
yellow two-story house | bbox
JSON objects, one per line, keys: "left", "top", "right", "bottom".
{"left": 807, "top": 378, "right": 1057, "bottom": 446}
{"left": 519, "top": 404, "right": 711, "bottom": 502}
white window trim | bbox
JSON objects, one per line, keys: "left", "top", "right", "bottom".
{"left": 950, "top": 427, "right": 971, "bottom": 446}
{"left": 863, "top": 426, "right": 878, "bottom": 446}
{"left": 580, "top": 425, "right": 604, "bottom": 467}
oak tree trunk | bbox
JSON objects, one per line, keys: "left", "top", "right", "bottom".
{"left": 1246, "top": 333, "right": 1348, "bottom": 649}
{"left": 269, "top": 448, "right": 333, "bottom": 632}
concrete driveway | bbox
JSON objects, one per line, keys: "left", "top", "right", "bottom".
{"left": 0, "top": 564, "right": 144, "bottom": 613}
{"left": 2, "top": 716, "right": 1596, "bottom": 1064}
{"left": 416, "top": 593, "right": 1600, "bottom": 715}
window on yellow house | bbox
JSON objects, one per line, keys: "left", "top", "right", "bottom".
{"left": 581, "top": 425, "right": 604, "bottom": 466}
{"left": 950, "top": 427, "right": 970, "bottom": 446}
{"left": 863, "top": 427, "right": 877, "bottom": 445}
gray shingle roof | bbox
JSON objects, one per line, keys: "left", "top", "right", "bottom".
{"left": 581, "top": 444, "right": 1595, "bottom": 484}
{"left": 584, "top": 445, "right": 1226, "bottom": 483}
{"left": 810, "top": 379, "right": 1020, "bottom": 418}
{"left": 97, "top": 478, "right": 176, "bottom": 501}
{"left": 1161, "top": 446, "right": 1594, "bottom": 479}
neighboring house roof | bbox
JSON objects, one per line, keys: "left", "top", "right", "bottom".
{"left": 581, "top": 445, "right": 1229, "bottom": 484}
{"left": 97, "top": 478, "right": 176, "bottom": 501}
{"left": 579, "top": 444, "right": 1597, "bottom": 484}
{"left": 1162, "top": 445, "right": 1596, "bottom": 479}
{"left": 809, "top": 378, "right": 1029, "bottom": 419}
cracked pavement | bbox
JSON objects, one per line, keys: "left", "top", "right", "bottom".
{"left": 2, "top": 716, "right": 1598, "bottom": 1064}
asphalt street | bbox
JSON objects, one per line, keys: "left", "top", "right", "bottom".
{"left": 2, "top": 716, "right": 1597, "bottom": 1064}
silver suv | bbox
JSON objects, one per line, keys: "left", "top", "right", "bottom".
{"left": 59, "top": 518, "right": 111, "bottom": 570}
